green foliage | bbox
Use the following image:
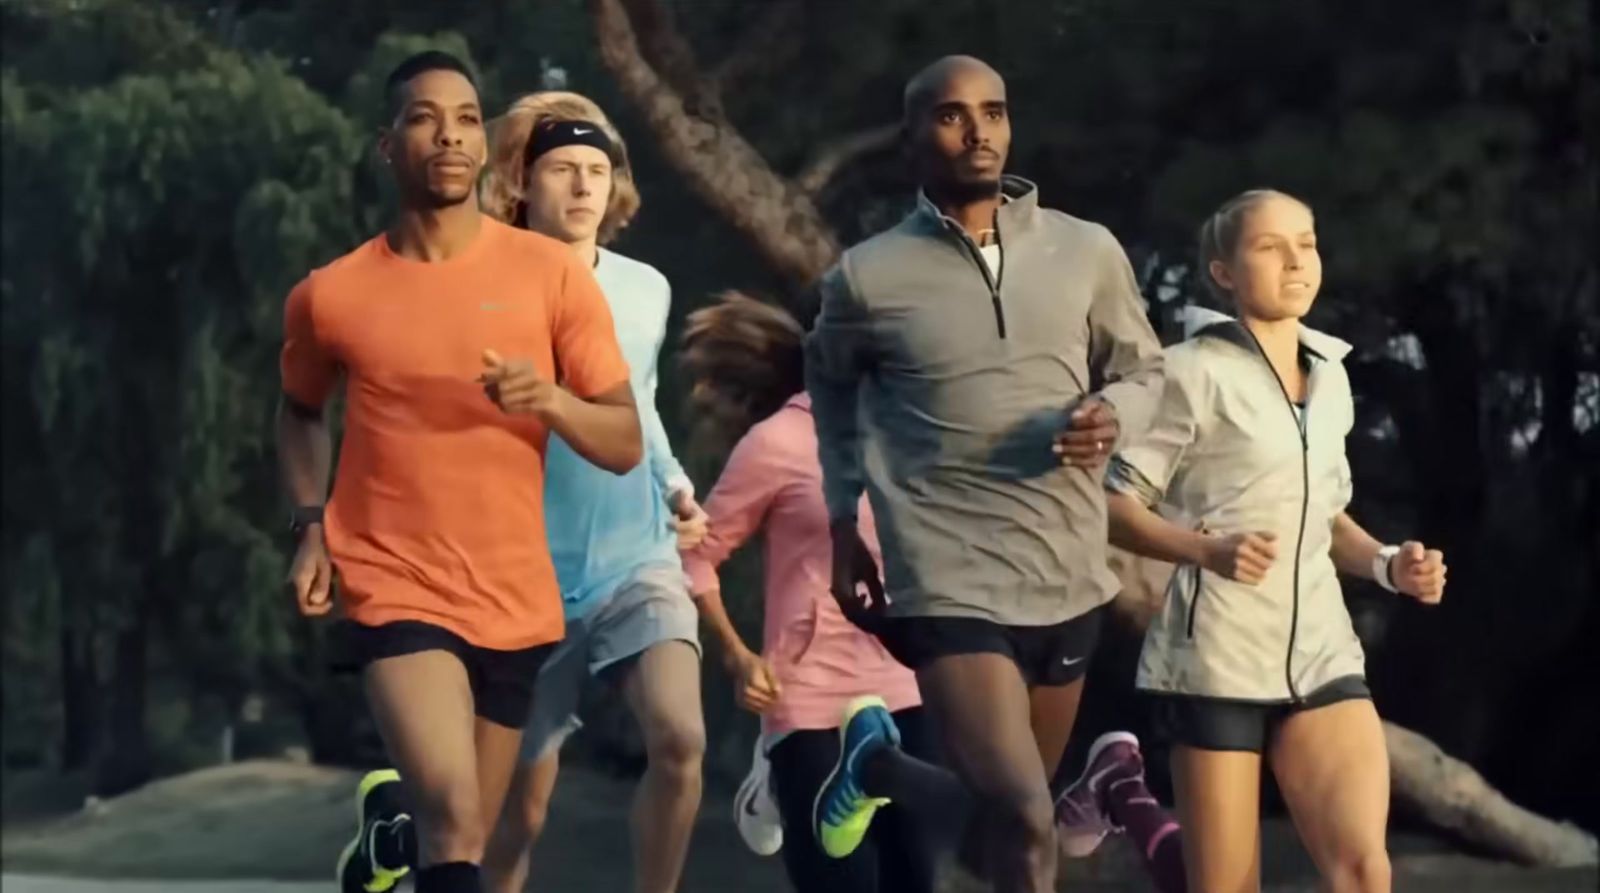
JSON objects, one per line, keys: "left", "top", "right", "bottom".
{"left": 0, "top": 0, "right": 221, "bottom": 90}
{"left": 341, "top": 30, "right": 481, "bottom": 126}
{"left": 2, "top": 6, "right": 365, "bottom": 773}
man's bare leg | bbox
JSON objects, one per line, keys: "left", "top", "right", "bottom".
{"left": 364, "top": 651, "right": 486, "bottom": 871}
{"left": 475, "top": 716, "right": 527, "bottom": 836}
{"left": 481, "top": 749, "right": 561, "bottom": 893}
{"left": 619, "top": 639, "right": 706, "bottom": 893}
{"left": 955, "top": 676, "right": 1086, "bottom": 878}
{"left": 917, "top": 652, "right": 1058, "bottom": 893}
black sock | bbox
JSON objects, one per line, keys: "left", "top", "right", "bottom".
{"left": 860, "top": 744, "right": 973, "bottom": 842}
{"left": 416, "top": 860, "right": 480, "bottom": 893}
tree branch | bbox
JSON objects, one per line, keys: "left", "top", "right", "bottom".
{"left": 795, "top": 122, "right": 899, "bottom": 196}
{"left": 590, "top": 0, "right": 840, "bottom": 286}
{"left": 616, "top": 0, "right": 722, "bottom": 119}
{"left": 708, "top": 0, "right": 805, "bottom": 95}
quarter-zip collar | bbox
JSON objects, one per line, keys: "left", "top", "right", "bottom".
{"left": 910, "top": 175, "right": 1040, "bottom": 238}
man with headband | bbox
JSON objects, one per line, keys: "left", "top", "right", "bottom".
{"left": 474, "top": 93, "right": 708, "bottom": 893}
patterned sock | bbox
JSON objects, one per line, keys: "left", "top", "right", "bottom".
{"left": 1104, "top": 773, "right": 1185, "bottom": 893}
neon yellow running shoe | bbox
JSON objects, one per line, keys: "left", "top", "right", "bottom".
{"left": 336, "top": 768, "right": 412, "bottom": 893}
{"left": 812, "top": 695, "right": 900, "bottom": 858}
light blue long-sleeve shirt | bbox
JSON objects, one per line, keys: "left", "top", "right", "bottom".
{"left": 544, "top": 247, "right": 689, "bottom": 619}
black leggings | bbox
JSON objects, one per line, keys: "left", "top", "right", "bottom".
{"left": 768, "top": 708, "right": 940, "bottom": 893}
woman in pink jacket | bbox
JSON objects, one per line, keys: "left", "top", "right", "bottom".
{"left": 678, "top": 293, "right": 937, "bottom": 893}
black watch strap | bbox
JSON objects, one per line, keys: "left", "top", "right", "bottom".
{"left": 290, "top": 505, "right": 324, "bottom": 536}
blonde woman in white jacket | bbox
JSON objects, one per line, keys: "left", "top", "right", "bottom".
{"left": 1099, "top": 190, "right": 1447, "bottom": 893}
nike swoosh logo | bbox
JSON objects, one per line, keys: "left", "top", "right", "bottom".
{"left": 741, "top": 788, "right": 760, "bottom": 817}
{"left": 1061, "top": 655, "right": 1086, "bottom": 666}
{"left": 1085, "top": 762, "right": 1123, "bottom": 791}
{"left": 573, "top": 126, "right": 594, "bottom": 135}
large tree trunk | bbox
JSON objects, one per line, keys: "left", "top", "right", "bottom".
{"left": 590, "top": 0, "right": 894, "bottom": 289}
{"left": 58, "top": 624, "right": 98, "bottom": 771}
{"left": 590, "top": 1, "right": 1595, "bottom": 867}
{"left": 1536, "top": 323, "right": 1587, "bottom": 466}
{"left": 590, "top": 0, "right": 838, "bottom": 286}
{"left": 94, "top": 603, "right": 150, "bottom": 796}
{"left": 1402, "top": 281, "right": 1488, "bottom": 551}
{"left": 1364, "top": 285, "right": 1501, "bottom": 758}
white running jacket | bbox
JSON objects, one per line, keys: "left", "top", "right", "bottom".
{"left": 1107, "top": 308, "right": 1366, "bottom": 702}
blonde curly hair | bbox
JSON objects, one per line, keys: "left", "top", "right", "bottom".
{"left": 483, "top": 91, "right": 641, "bottom": 244}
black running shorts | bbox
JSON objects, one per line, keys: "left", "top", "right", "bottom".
{"left": 332, "top": 620, "right": 555, "bottom": 729}
{"left": 873, "top": 603, "right": 1106, "bottom": 688}
{"left": 1148, "top": 675, "right": 1372, "bottom": 753}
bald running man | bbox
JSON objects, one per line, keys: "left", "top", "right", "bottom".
{"left": 805, "top": 56, "right": 1169, "bottom": 893}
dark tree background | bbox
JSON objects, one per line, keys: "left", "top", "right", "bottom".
{"left": 3, "top": 0, "right": 1595, "bottom": 841}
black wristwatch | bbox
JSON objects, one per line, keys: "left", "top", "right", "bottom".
{"left": 289, "top": 505, "right": 324, "bottom": 538}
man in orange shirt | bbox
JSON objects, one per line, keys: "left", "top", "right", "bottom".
{"left": 277, "top": 51, "right": 641, "bottom": 893}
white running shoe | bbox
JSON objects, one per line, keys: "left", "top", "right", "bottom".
{"left": 734, "top": 736, "right": 783, "bottom": 856}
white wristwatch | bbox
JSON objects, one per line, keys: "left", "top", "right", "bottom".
{"left": 1372, "top": 545, "right": 1401, "bottom": 593}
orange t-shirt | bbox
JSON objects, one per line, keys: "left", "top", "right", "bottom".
{"left": 280, "top": 217, "right": 630, "bottom": 650}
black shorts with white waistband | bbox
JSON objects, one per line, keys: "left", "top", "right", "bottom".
{"left": 874, "top": 603, "right": 1106, "bottom": 688}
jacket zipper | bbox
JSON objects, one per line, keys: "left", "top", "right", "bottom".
{"left": 948, "top": 222, "right": 1007, "bottom": 339}
{"left": 1242, "top": 330, "right": 1311, "bottom": 703}
{"left": 1187, "top": 566, "right": 1203, "bottom": 639}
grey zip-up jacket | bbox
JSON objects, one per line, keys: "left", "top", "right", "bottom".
{"left": 1106, "top": 308, "right": 1366, "bottom": 701}
{"left": 805, "top": 178, "right": 1164, "bottom": 626}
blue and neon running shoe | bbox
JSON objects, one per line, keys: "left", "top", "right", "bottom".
{"left": 813, "top": 695, "right": 900, "bottom": 858}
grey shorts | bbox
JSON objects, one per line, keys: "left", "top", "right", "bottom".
{"left": 522, "top": 562, "right": 701, "bottom": 758}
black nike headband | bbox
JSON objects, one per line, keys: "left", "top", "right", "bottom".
{"left": 525, "top": 119, "right": 620, "bottom": 166}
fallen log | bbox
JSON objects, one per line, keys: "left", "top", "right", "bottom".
{"left": 1385, "top": 721, "right": 1598, "bottom": 867}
